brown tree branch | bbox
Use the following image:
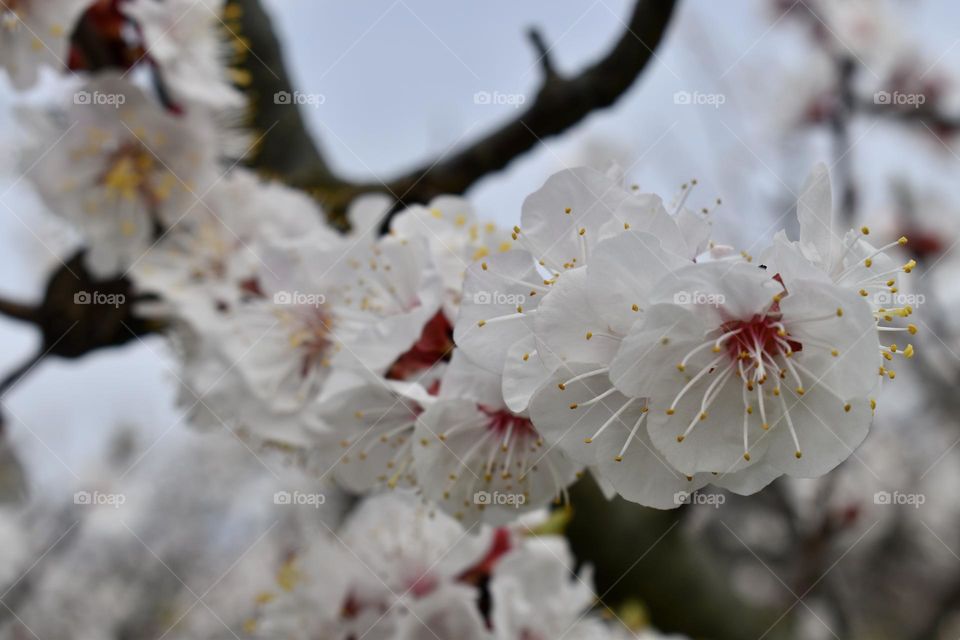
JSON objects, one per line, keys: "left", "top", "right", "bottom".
{"left": 0, "top": 298, "right": 39, "bottom": 325}
{"left": 225, "top": 0, "right": 339, "bottom": 187}
{"left": 288, "top": 0, "right": 681, "bottom": 216}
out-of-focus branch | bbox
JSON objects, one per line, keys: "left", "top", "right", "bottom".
{"left": 855, "top": 98, "right": 960, "bottom": 134}
{"left": 831, "top": 57, "right": 858, "bottom": 225}
{"left": 0, "top": 298, "right": 39, "bottom": 325}
{"left": 370, "top": 0, "right": 679, "bottom": 205}
{"left": 225, "top": 0, "right": 338, "bottom": 187}
{"left": 229, "top": 0, "right": 680, "bottom": 219}
{"left": 564, "top": 477, "right": 793, "bottom": 640}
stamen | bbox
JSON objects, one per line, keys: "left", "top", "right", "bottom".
{"left": 583, "top": 397, "right": 635, "bottom": 444}
{"left": 615, "top": 409, "right": 648, "bottom": 461}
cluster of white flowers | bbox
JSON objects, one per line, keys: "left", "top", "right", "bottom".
{"left": 10, "top": 27, "right": 918, "bottom": 520}
{"left": 250, "top": 492, "right": 684, "bottom": 640}
{"left": 1, "top": 2, "right": 920, "bottom": 638}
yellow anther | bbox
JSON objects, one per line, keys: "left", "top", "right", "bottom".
{"left": 623, "top": 222, "right": 631, "bottom": 230}
{"left": 861, "top": 226, "right": 870, "bottom": 235}
{"left": 481, "top": 262, "right": 488, "bottom": 271}
{"left": 908, "top": 324, "right": 918, "bottom": 335}
{"left": 631, "top": 304, "right": 639, "bottom": 312}
{"left": 699, "top": 412, "right": 708, "bottom": 421}
{"left": 796, "top": 387, "right": 805, "bottom": 395}
{"left": 903, "top": 344, "right": 915, "bottom": 358}
{"left": 569, "top": 403, "right": 578, "bottom": 409}
{"left": 522, "top": 353, "right": 530, "bottom": 361}
{"left": 864, "top": 258, "right": 872, "bottom": 268}
{"left": 477, "top": 320, "right": 486, "bottom": 327}
{"left": 831, "top": 349, "right": 839, "bottom": 357}
{"left": 844, "top": 403, "right": 851, "bottom": 412}
{"left": 898, "top": 236, "right": 908, "bottom": 246}
{"left": 676, "top": 435, "right": 685, "bottom": 443}
{"left": 666, "top": 408, "right": 675, "bottom": 416}
{"left": 585, "top": 331, "right": 593, "bottom": 340}
{"left": 859, "top": 289, "right": 869, "bottom": 297}
{"left": 795, "top": 450, "right": 803, "bottom": 459}
{"left": 903, "top": 259, "right": 917, "bottom": 273}
{"left": 557, "top": 383, "right": 566, "bottom": 390}
{"left": 743, "top": 452, "right": 751, "bottom": 461}
{"left": 836, "top": 307, "right": 843, "bottom": 317}
{"left": 870, "top": 399, "right": 877, "bottom": 410}
{"left": 676, "top": 364, "right": 685, "bottom": 372}
{"left": 583, "top": 437, "right": 593, "bottom": 444}
{"left": 564, "top": 207, "right": 572, "bottom": 214}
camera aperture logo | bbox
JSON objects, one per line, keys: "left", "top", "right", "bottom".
{"left": 472, "top": 290, "right": 525, "bottom": 306}
{"left": 74, "top": 290, "right": 126, "bottom": 308}
{"left": 473, "top": 490, "right": 526, "bottom": 509}
{"left": 274, "top": 290, "right": 326, "bottom": 307}
{"left": 74, "top": 490, "right": 126, "bottom": 508}
{"left": 874, "top": 490, "right": 925, "bottom": 509}
{"left": 274, "top": 490, "right": 326, "bottom": 508}
{"left": 673, "top": 290, "right": 725, "bottom": 307}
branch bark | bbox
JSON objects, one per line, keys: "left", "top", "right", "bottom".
{"left": 369, "top": 0, "right": 679, "bottom": 204}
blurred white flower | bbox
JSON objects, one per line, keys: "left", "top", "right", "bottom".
{"left": 22, "top": 73, "right": 219, "bottom": 276}
{"left": 390, "top": 195, "right": 513, "bottom": 320}
{"left": 121, "top": 0, "right": 244, "bottom": 110}
{"left": 0, "top": 0, "right": 89, "bottom": 89}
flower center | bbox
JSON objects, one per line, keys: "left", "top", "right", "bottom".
{"left": 286, "top": 307, "right": 333, "bottom": 379}
{"left": 669, "top": 295, "right": 819, "bottom": 462}
{"left": 479, "top": 406, "right": 537, "bottom": 441}
{"left": 720, "top": 313, "right": 802, "bottom": 380}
